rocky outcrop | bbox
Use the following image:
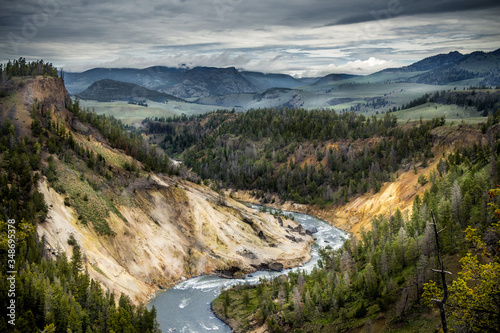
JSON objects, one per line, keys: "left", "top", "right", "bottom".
{"left": 269, "top": 262, "right": 284, "bottom": 272}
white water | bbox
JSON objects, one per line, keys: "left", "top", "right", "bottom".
{"left": 148, "top": 205, "right": 347, "bottom": 332}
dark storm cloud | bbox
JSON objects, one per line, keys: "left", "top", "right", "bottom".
{"left": 0, "top": 0, "right": 499, "bottom": 74}
{"left": 330, "top": 0, "right": 500, "bottom": 26}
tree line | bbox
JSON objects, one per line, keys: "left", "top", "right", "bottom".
{"left": 143, "top": 110, "right": 236, "bottom": 155}
{"left": 69, "top": 99, "right": 176, "bottom": 175}
{"left": 399, "top": 89, "right": 500, "bottom": 116}
{"left": 0, "top": 58, "right": 59, "bottom": 80}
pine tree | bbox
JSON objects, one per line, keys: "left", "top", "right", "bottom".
{"left": 71, "top": 244, "right": 84, "bottom": 273}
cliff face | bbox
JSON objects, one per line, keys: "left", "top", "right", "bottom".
{"left": 24, "top": 76, "right": 71, "bottom": 110}
{"left": 2, "top": 77, "right": 313, "bottom": 304}
{"left": 38, "top": 178, "right": 313, "bottom": 303}
{"left": 0, "top": 77, "right": 70, "bottom": 137}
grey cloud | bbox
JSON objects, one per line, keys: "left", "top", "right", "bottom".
{"left": 1, "top": 0, "right": 500, "bottom": 75}
{"left": 151, "top": 43, "right": 224, "bottom": 50}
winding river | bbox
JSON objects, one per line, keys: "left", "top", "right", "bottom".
{"left": 148, "top": 205, "right": 347, "bottom": 333}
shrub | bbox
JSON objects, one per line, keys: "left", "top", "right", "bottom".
{"left": 67, "top": 234, "right": 77, "bottom": 246}
{"left": 354, "top": 302, "right": 367, "bottom": 318}
{"left": 418, "top": 174, "right": 428, "bottom": 186}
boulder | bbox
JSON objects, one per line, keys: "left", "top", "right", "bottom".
{"left": 269, "top": 262, "right": 284, "bottom": 272}
{"left": 308, "top": 227, "right": 318, "bottom": 234}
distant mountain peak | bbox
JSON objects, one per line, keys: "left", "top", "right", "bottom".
{"left": 76, "top": 79, "right": 185, "bottom": 103}
{"left": 409, "top": 48, "right": 500, "bottom": 85}
{"left": 165, "top": 66, "right": 258, "bottom": 98}
{"left": 398, "top": 51, "right": 465, "bottom": 72}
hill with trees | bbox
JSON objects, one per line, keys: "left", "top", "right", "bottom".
{"left": 0, "top": 60, "right": 160, "bottom": 332}
{"left": 76, "top": 79, "right": 186, "bottom": 103}
{"left": 408, "top": 50, "right": 500, "bottom": 86}
{"left": 140, "top": 88, "right": 500, "bottom": 332}
{"left": 144, "top": 108, "right": 443, "bottom": 206}
{"left": 212, "top": 140, "right": 500, "bottom": 331}
{"left": 398, "top": 88, "right": 500, "bottom": 116}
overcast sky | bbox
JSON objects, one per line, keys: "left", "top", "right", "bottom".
{"left": 1, "top": 0, "right": 500, "bottom": 76}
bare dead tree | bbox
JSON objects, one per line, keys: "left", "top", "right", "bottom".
{"left": 429, "top": 210, "right": 452, "bottom": 333}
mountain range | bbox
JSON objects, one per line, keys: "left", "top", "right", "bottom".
{"left": 65, "top": 66, "right": 315, "bottom": 97}
{"left": 67, "top": 48, "right": 500, "bottom": 111}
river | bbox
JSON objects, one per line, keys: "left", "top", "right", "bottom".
{"left": 148, "top": 205, "right": 347, "bottom": 333}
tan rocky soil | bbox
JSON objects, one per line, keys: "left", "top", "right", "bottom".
{"left": 38, "top": 177, "right": 313, "bottom": 304}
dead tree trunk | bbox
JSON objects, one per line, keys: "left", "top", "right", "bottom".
{"left": 430, "top": 210, "right": 452, "bottom": 333}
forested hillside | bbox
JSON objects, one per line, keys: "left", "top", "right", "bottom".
{"left": 145, "top": 108, "right": 443, "bottom": 205}
{"left": 144, "top": 91, "right": 500, "bottom": 332}
{"left": 2, "top": 61, "right": 324, "bottom": 333}
{"left": 212, "top": 125, "right": 500, "bottom": 332}
{"left": 400, "top": 88, "right": 500, "bottom": 116}
{"left": 76, "top": 79, "right": 186, "bottom": 103}
{"left": 0, "top": 61, "right": 160, "bottom": 332}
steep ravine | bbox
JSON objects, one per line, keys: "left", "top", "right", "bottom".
{"left": 2, "top": 76, "right": 314, "bottom": 305}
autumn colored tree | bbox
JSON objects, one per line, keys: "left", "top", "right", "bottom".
{"left": 423, "top": 189, "right": 500, "bottom": 332}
